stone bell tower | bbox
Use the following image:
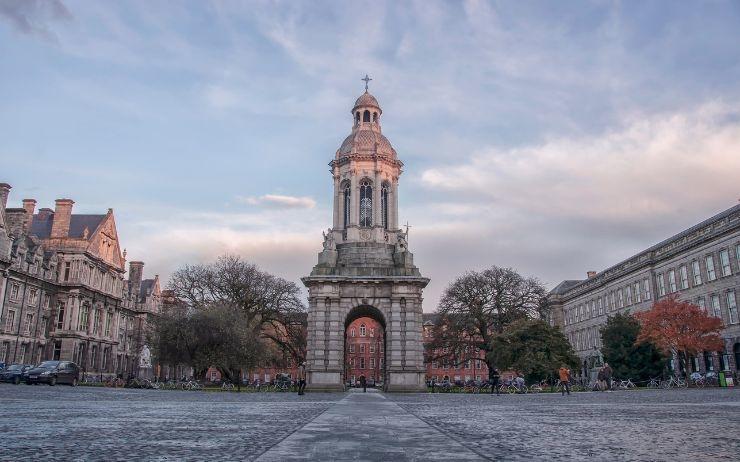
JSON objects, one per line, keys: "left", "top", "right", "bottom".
{"left": 302, "top": 80, "right": 429, "bottom": 392}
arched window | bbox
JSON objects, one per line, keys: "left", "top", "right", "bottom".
{"left": 381, "top": 182, "right": 390, "bottom": 229}
{"left": 343, "top": 181, "right": 351, "bottom": 228}
{"left": 363, "top": 110, "right": 370, "bottom": 122}
{"left": 350, "top": 328, "right": 355, "bottom": 337}
{"left": 355, "top": 112, "right": 360, "bottom": 125}
{"left": 373, "top": 112, "right": 378, "bottom": 122}
{"left": 360, "top": 324, "right": 366, "bottom": 337}
{"left": 360, "top": 180, "right": 372, "bottom": 227}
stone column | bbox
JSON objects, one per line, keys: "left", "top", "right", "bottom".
{"left": 350, "top": 172, "right": 359, "bottom": 226}
{"left": 391, "top": 179, "right": 399, "bottom": 230}
{"left": 373, "top": 168, "right": 381, "bottom": 228}
{"left": 332, "top": 175, "right": 341, "bottom": 229}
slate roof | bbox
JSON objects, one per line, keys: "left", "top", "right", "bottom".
{"left": 30, "top": 213, "right": 106, "bottom": 239}
{"left": 549, "top": 280, "right": 583, "bottom": 295}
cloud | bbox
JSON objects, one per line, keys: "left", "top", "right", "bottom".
{"left": 421, "top": 101, "right": 740, "bottom": 225}
{"left": 237, "top": 194, "right": 317, "bottom": 210}
{"left": 0, "top": 0, "right": 71, "bottom": 42}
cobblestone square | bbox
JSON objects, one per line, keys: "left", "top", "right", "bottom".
{"left": 1, "top": 384, "right": 738, "bottom": 461}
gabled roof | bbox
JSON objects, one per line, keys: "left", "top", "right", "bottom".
{"left": 30, "top": 213, "right": 106, "bottom": 239}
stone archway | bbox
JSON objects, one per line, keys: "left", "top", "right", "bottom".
{"left": 344, "top": 305, "right": 387, "bottom": 389}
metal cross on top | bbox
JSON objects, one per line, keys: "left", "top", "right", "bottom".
{"left": 362, "top": 74, "right": 372, "bottom": 91}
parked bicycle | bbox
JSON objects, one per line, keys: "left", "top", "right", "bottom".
{"left": 221, "top": 381, "right": 235, "bottom": 391}
{"left": 180, "top": 380, "right": 202, "bottom": 391}
{"left": 660, "top": 376, "right": 687, "bottom": 389}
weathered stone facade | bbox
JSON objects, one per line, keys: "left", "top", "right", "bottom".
{"left": 302, "top": 88, "right": 429, "bottom": 392}
{"left": 0, "top": 183, "right": 161, "bottom": 379}
{"left": 549, "top": 204, "right": 740, "bottom": 377}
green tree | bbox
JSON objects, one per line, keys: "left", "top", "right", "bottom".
{"left": 600, "top": 312, "right": 666, "bottom": 381}
{"left": 490, "top": 318, "right": 579, "bottom": 383}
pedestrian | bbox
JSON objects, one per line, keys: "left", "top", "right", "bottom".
{"left": 360, "top": 375, "right": 367, "bottom": 393}
{"left": 597, "top": 366, "right": 605, "bottom": 391}
{"left": 490, "top": 368, "right": 501, "bottom": 395}
{"left": 297, "top": 361, "right": 306, "bottom": 395}
{"left": 603, "top": 362, "right": 613, "bottom": 391}
{"left": 558, "top": 365, "right": 571, "bottom": 396}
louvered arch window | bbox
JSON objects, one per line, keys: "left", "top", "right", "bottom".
{"left": 342, "top": 182, "right": 351, "bottom": 228}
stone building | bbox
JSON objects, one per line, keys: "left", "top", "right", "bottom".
{"left": 0, "top": 183, "right": 161, "bottom": 378}
{"left": 549, "top": 204, "right": 740, "bottom": 377}
{"left": 302, "top": 84, "right": 429, "bottom": 391}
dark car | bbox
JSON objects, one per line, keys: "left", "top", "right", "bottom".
{"left": 0, "top": 364, "right": 34, "bottom": 384}
{"left": 25, "top": 361, "right": 80, "bottom": 386}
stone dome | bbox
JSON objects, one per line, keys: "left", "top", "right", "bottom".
{"left": 338, "top": 129, "right": 396, "bottom": 157}
{"left": 353, "top": 91, "right": 380, "bottom": 111}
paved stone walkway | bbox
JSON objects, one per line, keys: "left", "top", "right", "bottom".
{"left": 257, "top": 389, "right": 485, "bottom": 461}
{"left": 1, "top": 384, "right": 738, "bottom": 460}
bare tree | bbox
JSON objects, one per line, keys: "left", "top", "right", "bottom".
{"left": 262, "top": 311, "right": 307, "bottom": 366}
{"left": 426, "top": 266, "right": 547, "bottom": 380}
{"left": 163, "top": 255, "right": 307, "bottom": 381}
{"left": 169, "top": 255, "right": 305, "bottom": 332}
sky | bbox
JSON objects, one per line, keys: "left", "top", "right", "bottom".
{"left": 1, "top": 0, "right": 739, "bottom": 311}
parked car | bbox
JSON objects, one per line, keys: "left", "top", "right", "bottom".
{"left": 0, "top": 364, "right": 34, "bottom": 384}
{"left": 25, "top": 361, "right": 80, "bottom": 386}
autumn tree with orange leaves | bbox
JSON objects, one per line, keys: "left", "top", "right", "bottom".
{"left": 634, "top": 294, "right": 724, "bottom": 379}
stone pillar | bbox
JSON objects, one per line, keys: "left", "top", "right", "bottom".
{"left": 332, "top": 175, "right": 341, "bottom": 229}
{"left": 391, "top": 180, "right": 399, "bottom": 230}
{"left": 373, "top": 168, "right": 381, "bottom": 228}
{"left": 306, "top": 292, "right": 344, "bottom": 390}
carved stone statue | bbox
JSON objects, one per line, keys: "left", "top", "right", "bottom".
{"left": 139, "top": 345, "right": 152, "bottom": 368}
{"left": 396, "top": 232, "right": 407, "bottom": 252}
{"left": 322, "top": 228, "right": 336, "bottom": 251}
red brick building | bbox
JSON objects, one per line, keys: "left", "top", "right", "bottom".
{"left": 422, "top": 314, "right": 508, "bottom": 383}
{"left": 345, "top": 317, "right": 384, "bottom": 385}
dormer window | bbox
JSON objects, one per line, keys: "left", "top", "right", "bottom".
{"left": 360, "top": 323, "right": 366, "bottom": 336}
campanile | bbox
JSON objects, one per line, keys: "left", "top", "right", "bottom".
{"left": 302, "top": 81, "right": 429, "bottom": 392}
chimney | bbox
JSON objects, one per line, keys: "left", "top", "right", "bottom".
{"left": 37, "top": 208, "right": 54, "bottom": 220}
{"left": 50, "top": 199, "right": 74, "bottom": 238}
{"left": 129, "top": 261, "right": 144, "bottom": 299}
{"left": 0, "top": 183, "right": 10, "bottom": 210}
{"left": 22, "top": 199, "right": 36, "bottom": 231}
{"left": 587, "top": 271, "right": 597, "bottom": 279}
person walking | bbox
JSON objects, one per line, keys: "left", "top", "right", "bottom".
{"left": 360, "top": 375, "right": 367, "bottom": 393}
{"left": 603, "top": 362, "right": 613, "bottom": 391}
{"left": 597, "top": 366, "right": 606, "bottom": 391}
{"left": 297, "top": 362, "right": 306, "bottom": 396}
{"left": 558, "top": 365, "right": 571, "bottom": 396}
{"left": 490, "top": 368, "right": 501, "bottom": 395}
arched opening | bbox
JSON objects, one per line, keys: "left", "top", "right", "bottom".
{"left": 342, "top": 181, "right": 351, "bottom": 228}
{"left": 381, "top": 182, "right": 390, "bottom": 229}
{"left": 344, "top": 305, "right": 386, "bottom": 389}
{"left": 373, "top": 112, "right": 378, "bottom": 122}
{"left": 359, "top": 179, "right": 373, "bottom": 227}
{"left": 363, "top": 110, "right": 370, "bottom": 122}
{"left": 355, "top": 112, "right": 360, "bottom": 125}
